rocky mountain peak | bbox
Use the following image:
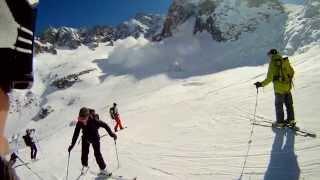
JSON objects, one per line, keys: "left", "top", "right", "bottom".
{"left": 36, "top": 13, "right": 165, "bottom": 54}
{"left": 155, "top": 0, "right": 284, "bottom": 41}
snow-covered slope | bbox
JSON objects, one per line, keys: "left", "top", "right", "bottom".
{"left": 4, "top": 0, "right": 320, "bottom": 180}
{"left": 8, "top": 42, "right": 320, "bottom": 180}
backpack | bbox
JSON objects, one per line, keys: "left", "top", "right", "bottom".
{"left": 275, "top": 57, "right": 295, "bottom": 83}
{"left": 109, "top": 107, "right": 115, "bottom": 119}
{"left": 23, "top": 135, "right": 31, "bottom": 147}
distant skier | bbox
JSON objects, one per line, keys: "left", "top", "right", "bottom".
{"left": 23, "top": 129, "right": 38, "bottom": 160}
{"left": 254, "top": 49, "right": 295, "bottom": 126}
{"left": 68, "top": 107, "right": 117, "bottom": 176}
{"left": 109, "top": 103, "right": 124, "bottom": 132}
{"left": 9, "top": 153, "right": 18, "bottom": 166}
{"left": 9, "top": 134, "right": 20, "bottom": 166}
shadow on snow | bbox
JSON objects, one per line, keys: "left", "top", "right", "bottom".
{"left": 264, "top": 127, "right": 300, "bottom": 180}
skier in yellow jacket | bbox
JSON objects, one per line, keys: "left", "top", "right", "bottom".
{"left": 254, "top": 49, "right": 295, "bottom": 126}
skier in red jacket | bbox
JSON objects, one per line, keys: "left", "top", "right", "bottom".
{"left": 109, "top": 103, "right": 124, "bottom": 132}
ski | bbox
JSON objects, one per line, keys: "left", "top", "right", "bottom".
{"left": 252, "top": 121, "right": 316, "bottom": 138}
{"left": 115, "top": 126, "right": 128, "bottom": 133}
{"left": 12, "top": 162, "right": 30, "bottom": 169}
{"left": 97, "top": 171, "right": 112, "bottom": 177}
{"left": 99, "top": 175, "right": 137, "bottom": 180}
{"left": 90, "top": 170, "right": 136, "bottom": 180}
{"left": 109, "top": 175, "right": 137, "bottom": 180}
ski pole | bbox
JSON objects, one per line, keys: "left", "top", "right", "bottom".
{"left": 36, "top": 133, "right": 41, "bottom": 150}
{"left": 34, "top": 133, "right": 42, "bottom": 153}
{"left": 114, "top": 140, "right": 120, "bottom": 168}
{"left": 240, "top": 87, "right": 259, "bottom": 179}
{"left": 66, "top": 152, "right": 70, "bottom": 180}
{"left": 253, "top": 88, "right": 259, "bottom": 122}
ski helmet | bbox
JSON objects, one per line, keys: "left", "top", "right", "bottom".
{"left": 267, "top": 49, "right": 278, "bottom": 55}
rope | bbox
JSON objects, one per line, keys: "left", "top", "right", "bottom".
{"left": 239, "top": 88, "right": 259, "bottom": 179}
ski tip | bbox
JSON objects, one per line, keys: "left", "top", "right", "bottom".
{"left": 309, "top": 134, "right": 317, "bottom": 138}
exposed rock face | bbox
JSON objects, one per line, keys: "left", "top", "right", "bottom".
{"left": 157, "top": 0, "right": 284, "bottom": 42}
{"left": 40, "top": 27, "right": 81, "bottom": 49}
{"left": 116, "top": 13, "right": 164, "bottom": 39}
{"left": 81, "top": 26, "right": 115, "bottom": 45}
{"left": 283, "top": 0, "right": 320, "bottom": 54}
{"left": 155, "top": 0, "right": 195, "bottom": 40}
{"left": 56, "top": 27, "right": 81, "bottom": 49}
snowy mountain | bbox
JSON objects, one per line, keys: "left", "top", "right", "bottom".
{"left": 156, "top": 0, "right": 284, "bottom": 41}
{"left": 157, "top": 0, "right": 320, "bottom": 54}
{"left": 5, "top": 0, "right": 320, "bottom": 180}
{"left": 36, "top": 13, "right": 164, "bottom": 53}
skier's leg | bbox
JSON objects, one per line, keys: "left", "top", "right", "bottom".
{"left": 92, "top": 141, "right": 106, "bottom": 170}
{"left": 81, "top": 139, "right": 90, "bottom": 167}
{"left": 275, "top": 93, "right": 285, "bottom": 123}
{"left": 31, "top": 143, "right": 37, "bottom": 159}
{"left": 33, "top": 144, "right": 37, "bottom": 159}
{"left": 284, "top": 92, "right": 295, "bottom": 122}
{"left": 114, "top": 121, "right": 119, "bottom": 132}
{"left": 30, "top": 146, "right": 34, "bottom": 159}
{"left": 116, "top": 116, "right": 124, "bottom": 129}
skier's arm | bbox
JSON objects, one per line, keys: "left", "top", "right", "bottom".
{"left": 261, "top": 62, "right": 274, "bottom": 87}
{"left": 70, "top": 122, "right": 81, "bottom": 147}
{"left": 98, "top": 120, "right": 117, "bottom": 140}
{"left": 109, "top": 109, "right": 115, "bottom": 119}
{"left": 289, "top": 63, "right": 295, "bottom": 78}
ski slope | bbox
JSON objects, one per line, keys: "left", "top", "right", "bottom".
{"left": 5, "top": 1, "right": 320, "bottom": 180}
{"left": 7, "top": 43, "right": 320, "bottom": 180}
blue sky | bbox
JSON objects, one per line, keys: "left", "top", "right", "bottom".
{"left": 36, "top": 0, "right": 172, "bottom": 33}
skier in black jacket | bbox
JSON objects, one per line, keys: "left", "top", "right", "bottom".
{"left": 23, "top": 129, "right": 37, "bottom": 160}
{"left": 68, "top": 107, "right": 117, "bottom": 176}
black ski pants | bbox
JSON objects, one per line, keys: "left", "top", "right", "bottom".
{"left": 30, "top": 143, "right": 37, "bottom": 159}
{"left": 275, "top": 92, "right": 295, "bottom": 123}
{"left": 81, "top": 139, "right": 106, "bottom": 170}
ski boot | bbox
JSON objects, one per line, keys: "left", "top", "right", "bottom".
{"left": 81, "top": 166, "right": 89, "bottom": 175}
{"left": 99, "top": 169, "right": 112, "bottom": 177}
{"left": 286, "top": 120, "right": 296, "bottom": 128}
{"left": 272, "top": 120, "right": 286, "bottom": 128}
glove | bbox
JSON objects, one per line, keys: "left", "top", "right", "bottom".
{"left": 254, "top": 82, "right": 262, "bottom": 88}
{"left": 68, "top": 145, "right": 73, "bottom": 153}
{"left": 112, "top": 133, "right": 117, "bottom": 141}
